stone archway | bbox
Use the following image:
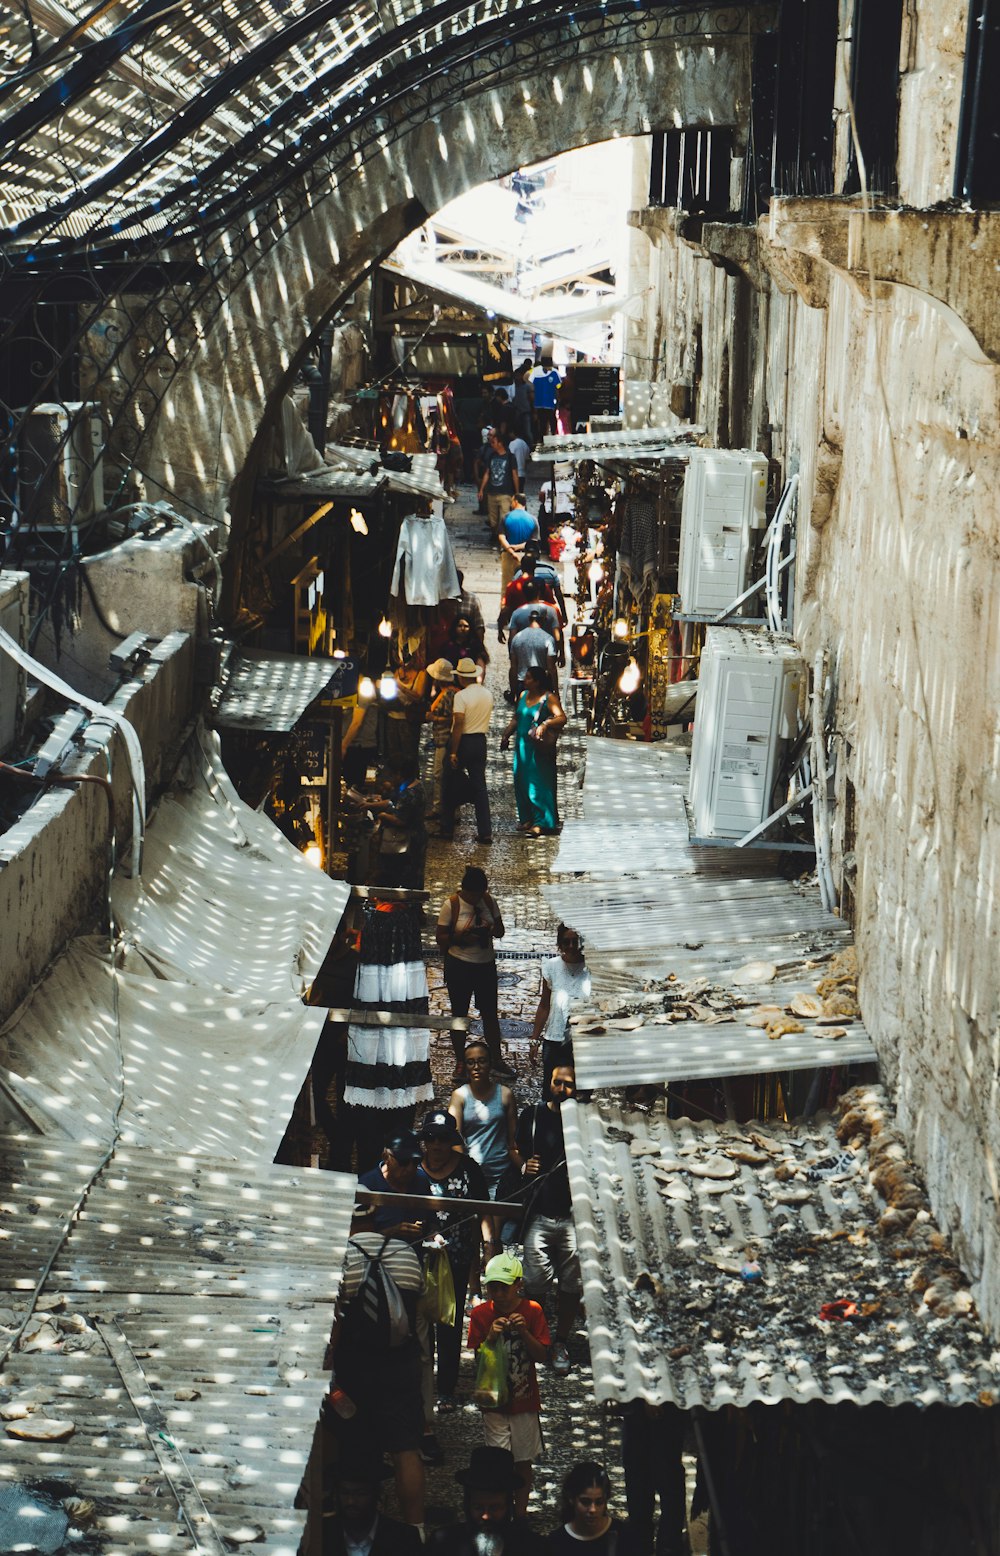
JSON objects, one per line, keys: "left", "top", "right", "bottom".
{"left": 143, "top": 7, "right": 760, "bottom": 543}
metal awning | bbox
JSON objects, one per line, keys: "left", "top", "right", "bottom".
{"left": 550, "top": 733, "right": 865, "bottom": 1088}
{"left": 533, "top": 427, "right": 704, "bottom": 462}
{"left": 543, "top": 875, "right": 843, "bottom": 953}
{"left": 0, "top": 1136, "right": 354, "bottom": 1556}
{"left": 215, "top": 649, "right": 340, "bottom": 732}
{"left": 570, "top": 952, "right": 877, "bottom": 1088}
{"left": 563, "top": 1092, "right": 1000, "bottom": 1412}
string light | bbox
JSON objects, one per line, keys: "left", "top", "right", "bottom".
{"left": 358, "top": 675, "right": 376, "bottom": 700}
{"left": 303, "top": 842, "right": 324, "bottom": 869}
{"left": 612, "top": 617, "right": 629, "bottom": 639}
{"left": 377, "top": 616, "right": 392, "bottom": 638}
{"left": 350, "top": 507, "right": 368, "bottom": 535}
{"left": 378, "top": 671, "right": 399, "bottom": 701}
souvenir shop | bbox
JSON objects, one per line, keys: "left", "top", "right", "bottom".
{"left": 216, "top": 419, "right": 463, "bottom": 884}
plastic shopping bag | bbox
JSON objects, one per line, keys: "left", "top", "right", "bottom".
{"left": 420, "top": 1246, "right": 457, "bottom": 1327}
{"left": 471, "top": 1337, "right": 509, "bottom": 1410}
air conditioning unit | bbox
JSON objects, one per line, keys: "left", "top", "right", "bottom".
{"left": 678, "top": 448, "right": 768, "bottom": 614}
{"left": 689, "top": 624, "right": 803, "bottom": 839}
{"left": 18, "top": 402, "right": 104, "bottom": 527}
{"left": 0, "top": 570, "right": 30, "bottom": 755}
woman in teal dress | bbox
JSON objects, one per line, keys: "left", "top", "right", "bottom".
{"left": 500, "top": 663, "right": 566, "bottom": 835}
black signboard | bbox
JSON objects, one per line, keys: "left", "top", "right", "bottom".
{"left": 572, "top": 365, "right": 621, "bottom": 421}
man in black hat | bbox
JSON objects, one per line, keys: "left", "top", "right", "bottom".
{"left": 358, "top": 1132, "right": 428, "bottom": 1242}
{"left": 321, "top": 1448, "right": 422, "bottom": 1555}
{"left": 426, "top": 1447, "right": 546, "bottom": 1553}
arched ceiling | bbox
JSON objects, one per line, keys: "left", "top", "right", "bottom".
{"left": 0, "top": 0, "right": 772, "bottom": 257}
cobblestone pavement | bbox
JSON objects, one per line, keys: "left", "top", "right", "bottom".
{"left": 413, "top": 482, "right": 626, "bottom": 1531}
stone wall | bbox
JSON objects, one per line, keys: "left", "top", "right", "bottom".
{"left": 624, "top": 78, "right": 1000, "bottom": 1326}
{"left": 0, "top": 630, "right": 195, "bottom": 1022}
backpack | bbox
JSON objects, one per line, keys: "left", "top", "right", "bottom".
{"left": 348, "top": 1236, "right": 412, "bottom": 1349}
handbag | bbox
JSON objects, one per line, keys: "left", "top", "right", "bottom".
{"left": 379, "top": 824, "right": 410, "bottom": 855}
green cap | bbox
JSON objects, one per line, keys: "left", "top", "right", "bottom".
{"left": 483, "top": 1252, "right": 523, "bottom": 1286}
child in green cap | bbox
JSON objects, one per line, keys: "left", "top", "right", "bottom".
{"left": 467, "top": 1252, "right": 551, "bottom": 1518}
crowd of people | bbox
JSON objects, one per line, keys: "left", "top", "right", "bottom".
{"left": 342, "top": 537, "right": 570, "bottom": 863}
{"left": 319, "top": 1014, "right": 684, "bottom": 1553}
{"left": 314, "top": 396, "right": 692, "bottom": 1553}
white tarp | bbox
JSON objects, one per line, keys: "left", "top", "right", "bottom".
{"left": 0, "top": 939, "right": 326, "bottom": 1162}
{"left": 113, "top": 728, "right": 349, "bottom": 998}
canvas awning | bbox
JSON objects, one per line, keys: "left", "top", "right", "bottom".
{"left": 0, "top": 730, "right": 349, "bottom": 1157}
{"left": 113, "top": 728, "right": 349, "bottom": 999}
{"left": 562, "top": 1091, "right": 1000, "bottom": 1412}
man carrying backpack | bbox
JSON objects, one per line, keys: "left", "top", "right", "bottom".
{"left": 324, "top": 1206, "right": 427, "bottom": 1536}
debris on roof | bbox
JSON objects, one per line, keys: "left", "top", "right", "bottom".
{"left": 563, "top": 1086, "right": 1000, "bottom": 1411}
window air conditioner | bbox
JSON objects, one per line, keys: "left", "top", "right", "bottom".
{"left": 678, "top": 448, "right": 768, "bottom": 615}
{"left": 689, "top": 624, "right": 803, "bottom": 840}
{"left": 18, "top": 401, "right": 105, "bottom": 527}
{"left": 0, "top": 570, "right": 30, "bottom": 755}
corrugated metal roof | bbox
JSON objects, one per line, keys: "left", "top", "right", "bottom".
{"left": 551, "top": 732, "right": 863, "bottom": 1087}
{"left": 563, "top": 1095, "right": 1000, "bottom": 1411}
{"left": 263, "top": 448, "right": 444, "bottom": 502}
{"left": 0, "top": 1137, "right": 354, "bottom": 1556}
{"left": 215, "top": 649, "right": 341, "bottom": 731}
{"left": 570, "top": 966, "right": 876, "bottom": 1088}
{"left": 543, "top": 875, "right": 841, "bottom": 953}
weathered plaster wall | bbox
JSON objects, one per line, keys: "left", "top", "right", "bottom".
{"left": 0, "top": 631, "right": 194, "bottom": 1022}
{"left": 631, "top": 197, "right": 1000, "bottom": 1329}
{"left": 139, "top": 22, "right": 755, "bottom": 522}
{"left": 34, "top": 522, "right": 218, "bottom": 700}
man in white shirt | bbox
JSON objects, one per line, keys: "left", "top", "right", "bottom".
{"left": 439, "top": 658, "right": 494, "bottom": 844}
{"left": 507, "top": 433, "right": 530, "bottom": 483}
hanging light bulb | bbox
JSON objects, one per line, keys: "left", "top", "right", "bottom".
{"left": 303, "top": 842, "right": 324, "bottom": 869}
{"left": 612, "top": 617, "right": 629, "bottom": 640}
{"left": 379, "top": 671, "right": 399, "bottom": 701}
{"left": 618, "top": 658, "right": 642, "bottom": 695}
{"left": 377, "top": 616, "right": 393, "bottom": 638}
{"left": 358, "top": 675, "right": 376, "bottom": 701}
{"left": 587, "top": 560, "right": 604, "bottom": 584}
{"left": 350, "top": 507, "right": 369, "bottom": 535}
{"left": 332, "top": 648, "right": 347, "bottom": 659}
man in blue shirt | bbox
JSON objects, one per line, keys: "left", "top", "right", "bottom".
{"left": 499, "top": 495, "right": 540, "bottom": 591}
{"left": 357, "top": 1133, "right": 429, "bottom": 1241}
{"left": 530, "top": 358, "right": 561, "bottom": 440}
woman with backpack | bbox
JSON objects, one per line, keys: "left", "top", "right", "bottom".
{"left": 435, "top": 866, "right": 509, "bottom": 1081}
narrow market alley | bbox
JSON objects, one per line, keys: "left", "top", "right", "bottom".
{"left": 407, "top": 480, "right": 628, "bottom": 1533}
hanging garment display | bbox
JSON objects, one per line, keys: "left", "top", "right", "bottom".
{"left": 617, "top": 494, "right": 658, "bottom": 602}
{"left": 380, "top": 390, "right": 424, "bottom": 454}
{"left": 344, "top": 900, "right": 434, "bottom": 1110}
{"left": 390, "top": 511, "right": 461, "bottom": 605}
